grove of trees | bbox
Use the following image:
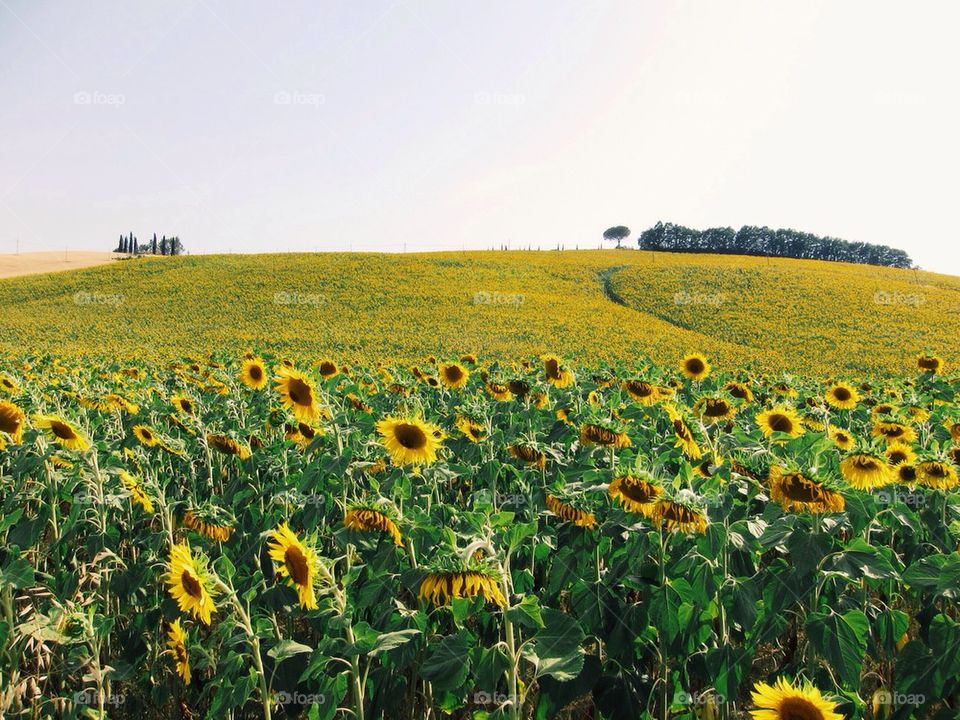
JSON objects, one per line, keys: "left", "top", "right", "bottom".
{"left": 637, "top": 221, "right": 912, "bottom": 268}
{"left": 115, "top": 232, "right": 185, "bottom": 256}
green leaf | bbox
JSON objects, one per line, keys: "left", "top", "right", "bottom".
{"left": 268, "top": 639, "right": 314, "bottom": 662}
{"left": 825, "top": 538, "right": 898, "bottom": 581}
{"left": 506, "top": 594, "right": 545, "bottom": 630}
{"left": 368, "top": 628, "right": 420, "bottom": 657}
{"left": 0, "top": 558, "right": 34, "bottom": 589}
{"left": 805, "top": 610, "right": 869, "bottom": 688}
{"left": 421, "top": 629, "right": 473, "bottom": 692}
{"left": 525, "top": 609, "right": 585, "bottom": 681}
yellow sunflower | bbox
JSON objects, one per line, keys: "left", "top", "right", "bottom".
{"left": 545, "top": 494, "right": 597, "bottom": 528}
{"left": 825, "top": 382, "right": 859, "bottom": 410}
{"left": 840, "top": 454, "right": 893, "bottom": 490}
{"left": 509, "top": 443, "right": 546, "bottom": 468}
{"left": 827, "top": 427, "right": 855, "bottom": 451}
{"left": 650, "top": 499, "right": 707, "bottom": 534}
{"left": 756, "top": 406, "right": 805, "bottom": 440}
{"left": 165, "top": 619, "right": 191, "bottom": 684}
{"left": 485, "top": 381, "right": 513, "bottom": 401}
{"left": 438, "top": 362, "right": 470, "bottom": 389}
{"left": 679, "top": 353, "right": 711, "bottom": 381}
{"left": 872, "top": 422, "right": 916, "bottom": 444}
{"left": 317, "top": 359, "right": 339, "bottom": 379}
{"left": 171, "top": 395, "right": 196, "bottom": 416}
{"left": 455, "top": 415, "right": 487, "bottom": 443}
{"left": 542, "top": 355, "right": 575, "bottom": 388}
{"left": 132, "top": 424, "right": 160, "bottom": 447}
{"left": 694, "top": 396, "right": 736, "bottom": 423}
{"left": 343, "top": 507, "right": 403, "bottom": 546}
{"left": 749, "top": 677, "right": 843, "bottom": 720}
{"left": 267, "top": 523, "right": 319, "bottom": 610}
{"left": 418, "top": 569, "right": 506, "bottom": 608}
{"left": 946, "top": 421, "right": 960, "bottom": 443}
{"left": 240, "top": 357, "right": 269, "bottom": 389}
{"left": 182, "top": 510, "right": 234, "bottom": 542}
{"left": 622, "top": 379, "right": 659, "bottom": 406}
{"left": 376, "top": 416, "right": 443, "bottom": 466}
{"left": 916, "top": 353, "right": 943, "bottom": 374}
{"left": 724, "top": 381, "right": 754, "bottom": 403}
{"left": 275, "top": 366, "right": 321, "bottom": 423}
{"left": 164, "top": 543, "right": 217, "bottom": 625}
{"left": 897, "top": 464, "right": 918, "bottom": 485}
{"left": 508, "top": 379, "right": 531, "bottom": 398}
{"left": 0, "top": 375, "right": 19, "bottom": 394}
{"left": 579, "top": 423, "right": 631, "bottom": 448}
{"left": 884, "top": 441, "right": 916, "bottom": 467}
{"left": 206, "top": 434, "right": 252, "bottom": 460}
{"left": 768, "top": 466, "right": 845, "bottom": 513}
{"left": 665, "top": 405, "right": 703, "bottom": 459}
{"left": 33, "top": 415, "right": 90, "bottom": 451}
{"left": 119, "top": 470, "right": 154, "bottom": 513}
{"left": 917, "top": 460, "right": 959, "bottom": 490}
{"left": 0, "top": 401, "right": 26, "bottom": 444}
{"left": 608, "top": 475, "right": 662, "bottom": 514}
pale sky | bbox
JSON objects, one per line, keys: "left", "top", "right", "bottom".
{"left": 2, "top": 1, "right": 959, "bottom": 275}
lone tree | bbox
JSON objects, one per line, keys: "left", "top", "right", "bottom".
{"left": 603, "top": 225, "right": 631, "bottom": 249}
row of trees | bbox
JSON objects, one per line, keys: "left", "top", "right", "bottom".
{"left": 631, "top": 221, "right": 912, "bottom": 268}
{"left": 115, "top": 232, "right": 185, "bottom": 256}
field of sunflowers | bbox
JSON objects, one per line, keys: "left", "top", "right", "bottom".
{"left": 1, "top": 345, "right": 959, "bottom": 720}
{"left": 1, "top": 250, "right": 959, "bottom": 376}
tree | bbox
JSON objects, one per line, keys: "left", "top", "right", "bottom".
{"left": 602, "top": 225, "right": 631, "bottom": 249}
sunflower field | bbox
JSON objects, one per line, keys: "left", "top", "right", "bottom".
{"left": 1, "top": 349, "right": 960, "bottom": 720}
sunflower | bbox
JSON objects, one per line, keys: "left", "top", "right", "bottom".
{"left": 376, "top": 416, "right": 443, "bottom": 466}
{"left": 949, "top": 446, "right": 960, "bottom": 467}
{"left": 608, "top": 475, "right": 661, "bottom": 514}
{"left": 455, "top": 415, "right": 487, "bottom": 443}
{"left": 695, "top": 455, "right": 724, "bottom": 478}
{"left": 542, "top": 355, "right": 575, "bottom": 388}
{"left": 267, "top": 523, "right": 319, "bottom": 610}
{"left": 825, "top": 382, "right": 859, "bottom": 410}
{"left": 772, "top": 382, "right": 798, "bottom": 399}
{"left": 665, "top": 405, "right": 703, "bottom": 459}
{"left": 908, "top": 405, "right": 930, "bottom": 424}
{"left": 345, "top": 393, "right": 372, "bottom": 413}
{"left": 827, "top": 427, "right": 855, "bottom": 451}
{"left": 119, "top": 470, "right": 154, "bottom": 513}
{"left": 531, "top": 391, "right": 549, "bottom": 410}
{"left": 694, "top": 396, "right": 736, "bottom": 423}
{"left": 622, "top": 379, "right": 659, "bottom": 406}
{"left": 240, "top": 357, "right": 268, "bottom": 389}
{"left": 650, "top": 499, "right": 707, "bottom": 534}
{"left": 165, "top": 619, "right": 191, "bottom": 684}
{"left": 132, "top": 424, "right": 160, "bottom": 447}
{"left": 508, "top": 379, "right": 531, "bottom": 398}
{"left": 756, "top": 406, "right": 805, "bottom": 440}
{"left": 840, "top": 454, "right": 893, "bottom": 490}
{"left": 460, "top": 353, "right": 478, "bottom": 364}
{"left": 103, "top": 394, "right": 139, "bottom": 414}
{"left": 917, "top": 354, "right": 943, "bottom": 374}
{"left": 275, "top": 366, "right": 321, "bottom": 423}
{"left": 556, "top": 407, "right": 575, "bottom": 426}
{"left": 418, "top": 569, "right": 506, "bottom": 608}
{"left": 768, "top": 466, "right": 845, "bottom": 513}
{"left": 917, "top": 460, "right": 959, "bottom": 490}
{"left": 182, "top": 510, "right": 234, "bottom": 542}
{"left": 724, "top": 381, "right": 754, "bottom": 403}
{"left": 679, "top": 353, "right": 710, "bottom": 381}
{"left": 438, "top": 362, "right": 469, "bottom": 389}
{"left": 947, "top": 421, "right": 960, "bottom": 443}
{"left": 164, "top": 543, "right": 217, "bottom": 625}
{"left": 485, "top": 381, "right": 513, "bottom": 401}
{"left": 884, "top": 441, "right": 916, "bottom": 466}
{"left": 170, "top": 395, "right": 195, "bottom": 416}
{"left": 749, "top": 677, "right": 843, "bottom": 720}
{"left": 206, "top": 433, "right": 252, "bottom": 460}
{"left": 871, "top": 403, "right": 898, "bottom": 417}
{"left": 509, "top": 443, "right": 546, "bottom": 468}
{"left": 580, "top": 423, "right": 631, "bottom": 448}
{"left": 872, "top": 422, "right": 916, "bottom": 444}
{"left": 317, "top": 359, "right": 339, "bottom": 379}
{"left": 0, "top": 401, "right": 26, "bottom": 444}
{"left": 33, "top": 415, "right": 90, "bottom": 451}
{"left": 545, "top": 494, "right": 597, "bottom": 528}
{"left": 0, "top": 375, "right": 19, "bottom": 394}
{"left": 897, "top": 464, "right": 918, "bottom": 484}
{"left": 343, "top": 507, "right": 403, "bottom": 546}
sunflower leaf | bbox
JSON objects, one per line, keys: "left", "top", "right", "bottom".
{"left": 805, "top": 610, "right": 869, "bottom": 688}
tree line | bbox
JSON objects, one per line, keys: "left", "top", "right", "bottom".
{"left": 635, "top": 221, "right": 912, "bottom": 268}
{"left": 115, "top": 232, "right": 185, "bottom": 256}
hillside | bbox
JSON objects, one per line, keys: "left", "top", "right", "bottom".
{"left": 1, "top": 250, "right": 957, "bottom": 376}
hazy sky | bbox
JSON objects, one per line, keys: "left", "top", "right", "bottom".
{"left": 2, "top": 1, "right": 959, "bottom": 274}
